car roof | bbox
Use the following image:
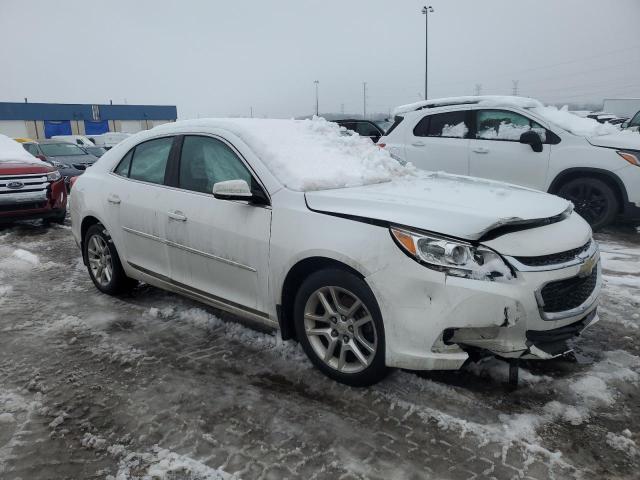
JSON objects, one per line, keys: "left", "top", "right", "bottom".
{"left": 32, "top": 139, "right": 78, "bottom": 144}
{"left": 393, "top": 95, "right": 543, "bottom": 116}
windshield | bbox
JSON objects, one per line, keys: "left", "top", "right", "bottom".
{"left": 629, "top": 111, "right": 640, "bottom": 128}
{"left": 86, "top": 146, "right": 106, "bottom": 156}
{"left": 40, "top": 143, "right": 87, "bottom": 157}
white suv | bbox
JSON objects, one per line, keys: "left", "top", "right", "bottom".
{"left": 379, "top": 96, "right": 640, "bottom": 230}
{"left": 71, "top": 118, "right": 601, "bottom": 386}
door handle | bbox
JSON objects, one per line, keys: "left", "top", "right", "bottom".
{"left": 168, "top": 211, "right": 187, "bottom": 222}
{"left": 107, "top": 194, "right": 121, "bottom": 205}
{"left": 472, "top": 147, "right": 489, "bottom": 154}
{"left": 411, "top": 141, "right": 426, "bottom": 147}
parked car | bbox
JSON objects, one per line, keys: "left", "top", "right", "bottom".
{"left": 379, "top": 95, "right": 640, "bottom": 230}
{"left": 82, "top": 145, "right": 108, "bottom": 157}
{"left": 52, "top": 134, "right": 96, "bottom": 148}
{"left": 0, "top": 135, "right": 67, "bottom": 224}
{"left": 22, "top": 140, "right": 99, "bottom": 189}
{"left": 87, "top": 132, "right": 131, "bottom": 150}
{"left": 13, "top": 137, "right": 35, "bottom": 143}
{"left": 335, "top": 119, "right": 385, "bottom": 142}
{"left": 622, "top": 110, "right": 640, "bottom": 132}
{"left": 71, "top": 118, "right": 601, "bottom": 386}
{"left": 585, "top": 112, "right": 628, "bottom": 125}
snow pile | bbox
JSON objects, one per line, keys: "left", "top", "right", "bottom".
{"left": 441, "top": 122, "right": 468, "bottom": 138}
{"left": 606, "top": 430, "right": 638, "bottom": 457}
{"left": 393, "top": 95, "right": 542, "bottom": 116}
{"left": 114, "top": 447, "right": 233, "bottom": 480}
{"left": 478, "top": 122, "right": 534, "bottom": 141}
{"left": 154, "top": 117, "right": 414, "bottom": 191}
{"left": 530, "top": 105, "right": 619, "bottom": 137}
{"left": 0, "top": 134, "right": 42, "bottom": 164}
{"left": 12, "top": 249, "right": 40, "bottom": 265}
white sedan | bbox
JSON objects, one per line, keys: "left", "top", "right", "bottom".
{"left": 70, "top": 118, "right": 601, "bottom": 386}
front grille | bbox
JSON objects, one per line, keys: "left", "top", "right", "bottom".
{"left": 515, "top": 241, "right": 591, "bottom": 267}
{"left": 0, "top": 201, "right": 47, "bottom": 212}
{"left": 0, "top": 173, "right": 49, "bottom": 200}
{"left": 540, "top": 268, "right": 598, "bottom": 313}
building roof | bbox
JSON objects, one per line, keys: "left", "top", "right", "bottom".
{"left": 0, "top": 102, "right": 177, "bottom": 121}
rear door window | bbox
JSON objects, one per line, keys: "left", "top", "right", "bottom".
{"left": 128, "top": 137, "right": 173, "bottom": 185}
{"left": 414, "top": 111, "right": 469, "bottom": 138}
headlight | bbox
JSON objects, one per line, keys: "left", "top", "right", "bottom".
{"left": 390, "top": 227, "right": 513, "bottom": 281}
{"left": 617, "top": 150, "right": 640, "bottom": 167}
{"left": 47, "top": 170, "right": 62, "bottom": 182}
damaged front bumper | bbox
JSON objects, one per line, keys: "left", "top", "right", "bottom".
{"left": 366, "top": 236, "right": 602, "bottom": 371}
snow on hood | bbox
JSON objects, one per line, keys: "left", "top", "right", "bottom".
{"left": 530, "top": 105, "right": 620, "bottom": 137}
{"left": 305, "top": 172, "right": 571, "bottom": 241}
{"left": 586, "top": 130, "right": 640, "bottom": 149}
{"left": 0, "top": 134, "right": 44, "bottom": 165}
{"left": 153, "top": 117, "right": 413, "bottom": 191}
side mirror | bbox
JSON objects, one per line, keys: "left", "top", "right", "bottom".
{"left": 212, "top": 179, "right": 253, "bottom": 201}
{"left": 519, "top": 131, "right": 543, "bottom": 153}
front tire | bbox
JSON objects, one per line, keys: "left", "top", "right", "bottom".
{"left": 557, "top": 177, "right": 618, "bottom": 230}
{"left": 84, "top": 224, "right": 136, "bottom": 295}
{"left": 294, "top": 268, "right": 389, "bottom": 386}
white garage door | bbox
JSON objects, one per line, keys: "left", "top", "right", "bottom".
{"left": 0, "top": 121, "right": 29, "bottom": 138}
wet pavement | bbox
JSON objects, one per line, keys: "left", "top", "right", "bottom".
{"left": 0, "top": 220, "right": 639, "bottom": 479}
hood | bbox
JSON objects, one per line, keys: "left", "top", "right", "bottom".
{"left": 587, "top": 131, "right": 640, "bottom": 150}
{"left": 0, "top": 160, "right": 54, "bottom": 175}
{"left": 48, "top": 154, "right": 98, "bottom": 165}
{"left": 304, "top": 172, "right": 571, "bottom": 241}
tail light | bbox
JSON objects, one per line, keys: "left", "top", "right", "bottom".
{"left": 377, "top": 143, "right": 386, "bottom": 148}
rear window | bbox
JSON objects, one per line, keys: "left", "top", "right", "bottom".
{"left": 384, "top": 116, "right": 404, "bottom": 136}
{"left": 413, "top": 111, "right": 469, "bottom": 138}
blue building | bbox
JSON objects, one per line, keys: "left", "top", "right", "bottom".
{"left": 0, "top": 101, "right": 177, "bottom": 139}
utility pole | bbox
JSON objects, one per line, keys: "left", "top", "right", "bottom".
{"left": 314, "top": 80, "right": 319, "bottom": 116}
{"left": 512, "top": 80, "right": 519, "bottom": 96}
{"left": 250, "top": 106, "right": 253, "bottom": 118}
{"left": 340, "top": 103, "right": 345, "bottom": 115}
{"left": 421, "top": 6, "right": 434, "bottom": 100}
{"left": 474, "top": 84, "right": 482, "bottom": 96}
{"left": 363, "top": 82, "right": 367, "bottom": 119}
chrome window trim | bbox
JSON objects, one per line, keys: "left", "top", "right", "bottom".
{"left": 121, "top": 226, "right": 257, "bottom": 273}
{"left": 505, "top": 240, "right": 597, "bottom": 272}
{"left": 109, "top": 132, "right": 271, "bottom": 204}
{"left": 534, "top": 257, "right": 602, "bottom": 321}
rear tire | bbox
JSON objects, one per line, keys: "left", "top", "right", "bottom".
{"left": 83, "top": 223, "right": 136, "bottom": 295}
{"left": 294, "top": 268, "right": 389, "bottom": 386}
{"left": 557, "top": 177, "right": 618, "bottom": 230}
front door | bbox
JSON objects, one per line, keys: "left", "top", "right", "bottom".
{"left": 404, "top": 110, "right": 471, "bottom": 175}
{"left": 163, "top": 135, "right": 271, "bottom": 314}
{"left": 468, "top": 109, "right": 550, "bottom": 190}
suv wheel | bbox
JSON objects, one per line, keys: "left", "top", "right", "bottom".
{"left": 558, "top": 177, "right": 618, "bottom": 230}
{"left": 294, "top": 268, "right": 389, "bottom": 386}
{"left": 84, "top": 224, "right": 136, "bottom": 295}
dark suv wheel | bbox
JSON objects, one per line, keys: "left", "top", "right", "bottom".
{"left": 294, "top": 268, "right": 389, "bottom": 386}
{"left": 83, "top": 223, "right": 136, "bottom": 295}
{"left": 558, "top": 177, "right": 618, "bottom": 230}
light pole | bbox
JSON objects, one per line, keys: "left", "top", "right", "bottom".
{"left": 314, "top": 80, "right": 319, "bottom": 116}
{"left": 421, "top": 6, "right": 434, "bottom": 100}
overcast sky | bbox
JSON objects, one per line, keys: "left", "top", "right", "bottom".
{"left": 1, "top": 0, "right": 639, "bottom": 119}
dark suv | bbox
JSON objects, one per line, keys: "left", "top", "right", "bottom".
{"left": 22, "top": 140, "right": 99, "bottom": 190}
{"left": 335, "top": 119, "right": 385, "bottom": 143}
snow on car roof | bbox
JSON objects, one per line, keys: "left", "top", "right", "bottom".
{"left": 153, "top": 117, "right": 413, "bottom": 192}
{"left": 0, "top": 134, "right": 44, "bottom": 164}
{"left": 392, "top": 96, "right": 621, "bottom": 137}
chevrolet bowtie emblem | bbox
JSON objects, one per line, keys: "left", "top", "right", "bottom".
{"left": 578, "top": 255, "right": 597, "bottom": 278}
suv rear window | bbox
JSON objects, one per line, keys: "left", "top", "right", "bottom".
{"left": 384, "top": 116, "right": 404, "bottom": 136}
{"left": 414, "top": 111, "right": 469, "bottom": 138}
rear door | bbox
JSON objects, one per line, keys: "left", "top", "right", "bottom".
{"left": 163, "top": 134, "right": 272, "bottom": 315}
{"left": 468, "top": 109, "right": 550, "bottom": 189}
{"left": 108, "top": 136, "right": 175, "bottom": 279}
{"left": 403, "top": 110, "right": 471, "bottom": 174}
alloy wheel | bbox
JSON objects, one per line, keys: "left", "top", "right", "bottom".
{"left": 563, "top": 183, "right": 608, "bottom": 225}
{"left": 87, "top": 234, "right": 113, "bottom": 287}
{"left": 303, "top": 286, "right": 378, "bottom": 374}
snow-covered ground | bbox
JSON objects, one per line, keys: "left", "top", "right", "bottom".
{"left": 0, "top": 221, "right": 639, "bottom": 479}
